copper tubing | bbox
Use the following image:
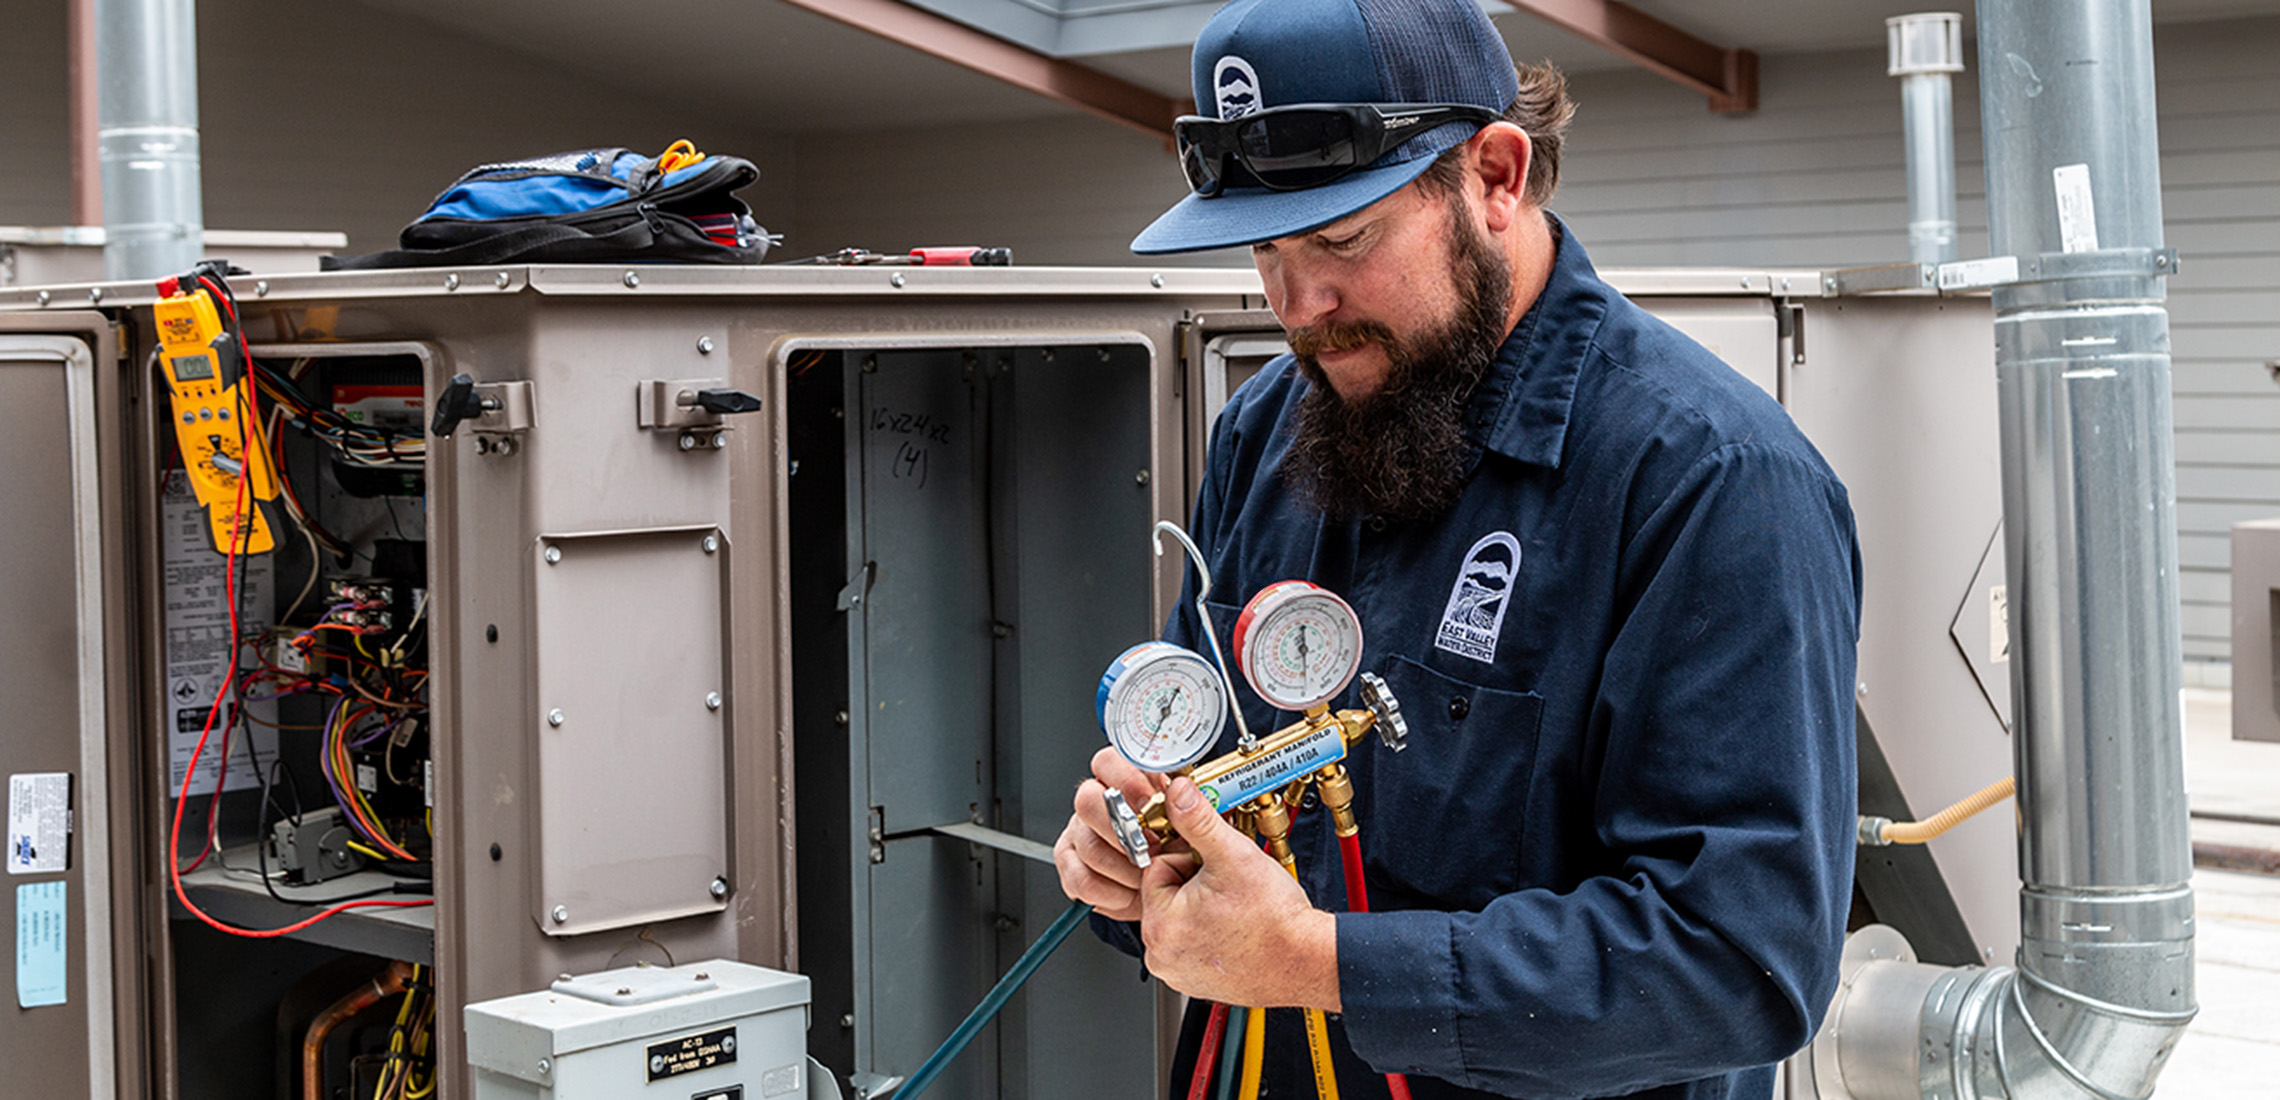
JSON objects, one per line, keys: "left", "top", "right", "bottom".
{"left": 303, "top": 959, "right": 416, "bottom": 1100}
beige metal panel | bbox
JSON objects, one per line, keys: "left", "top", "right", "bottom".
{"left": 2233, "top": 520, "right": 2280, "bottom": 742}
{"left": 0, "top": 312, "right": 135, "bottom": 1100}
{"left": 1634, "top": 296, "right": 1781, "bottom": 400}
{"left": 1784, "top": 294, "right": 2018, "bottom": 966}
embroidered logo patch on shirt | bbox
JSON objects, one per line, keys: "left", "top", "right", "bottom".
{"left": 1435, "top": 531, "right": 1521, "bottom": 663}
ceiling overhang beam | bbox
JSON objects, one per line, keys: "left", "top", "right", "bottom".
{"left": 772, "top": 0, "right": 1185, "bottom": 139}
{"left": 1506, "top": 0, "right": 1757, "bottom": 114}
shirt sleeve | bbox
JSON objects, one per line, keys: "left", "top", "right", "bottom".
{"left": 1336, "top": 441, "right": 1862, "bottom": 1097}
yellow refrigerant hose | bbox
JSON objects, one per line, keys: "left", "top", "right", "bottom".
{"left": 1240, "top": 1005, "right": 1267, "bottom": 1100}
{"left": 1859, "top": 776, "right": 2016, "bottom": 845}
{"left": 1277, "top": 858, "right": 1341, "bottom": 1100}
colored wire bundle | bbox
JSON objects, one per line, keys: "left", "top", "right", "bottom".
{"left": 252, "top": 358, "right": 426, "bottom": 469}
{"left": 371, "top": 964, "right": 437, "bottom": 1100}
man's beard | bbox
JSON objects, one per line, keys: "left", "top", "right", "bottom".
{"left": 1281, "top": 203, "right": 1515, "bottom": 523}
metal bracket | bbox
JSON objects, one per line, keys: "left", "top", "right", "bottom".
{"left": 1935, "top": 247, "right": 2179, "bottom": 292}
{"left": 472, "top": 380, "right": 534, "bottom": 435}
{"left": 836, "top": 562, "right": 876, "bottom": 611}
{"left": 929, "top": 821, "right": 1056, "bottom": 866}
{"left": 1780, "top": 301, "right": 1807, "bottom": 366}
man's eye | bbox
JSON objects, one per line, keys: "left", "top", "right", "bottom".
{"left": 1321, "top": 233, "right": 1363, "bottom": 252}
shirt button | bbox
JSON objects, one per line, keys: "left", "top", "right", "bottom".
{"left": 1448, "top": 695, "right": 1470, "bottom": 720}
{"left": 1366, "top": 516, "right": 1389, "bottom": 533}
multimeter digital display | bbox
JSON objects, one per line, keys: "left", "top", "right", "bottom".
{"left": 171, "top": 355, "right": 216, "bottom": 382}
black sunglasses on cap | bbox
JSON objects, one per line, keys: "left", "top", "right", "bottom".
{"left": 1176, "top": 102, "right": 1504, "bottom": 197}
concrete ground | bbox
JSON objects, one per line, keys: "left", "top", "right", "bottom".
{"left": 2153, "top": 689, "right": 2280, "bottom": 1096}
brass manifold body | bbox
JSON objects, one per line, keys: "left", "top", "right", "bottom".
{"left": 1105, "top": 672, "right": 1406, "bottom": 868}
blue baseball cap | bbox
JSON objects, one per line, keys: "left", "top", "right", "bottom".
{"left": 1130, "top": 0, "right": 1521, "bottom": 255}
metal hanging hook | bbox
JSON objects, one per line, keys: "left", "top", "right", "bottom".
{"left": 1153, "top": 521, "right": 1254, "bottom": 751}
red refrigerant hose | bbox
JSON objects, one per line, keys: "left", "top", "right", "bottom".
{"left": 1339, "top": 831, "right": 1414, "bottom": 1100}
{"left": 1188, "top": 1001, "right": 1232, "bottom": 1100}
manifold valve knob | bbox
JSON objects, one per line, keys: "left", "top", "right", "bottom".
{"left": 1359, "top": 671, "right": 1407, "bottom": 752}
{"left": 1103, "top": 789, "right": 1152, "bottom": 869}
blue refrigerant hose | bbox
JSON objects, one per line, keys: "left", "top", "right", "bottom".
{"left": 891, "top": 899, "right": 1097, "bottom": 1100}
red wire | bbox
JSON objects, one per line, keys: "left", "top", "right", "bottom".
{"left": 1339, "top": 831, "right": 1414, "bottom": 1100}
{"left": 165, "top": 278, "right": 432, "bottom": 938}
{"left": 1187, "top": 1002, "right": 1230, "bottom": 1100}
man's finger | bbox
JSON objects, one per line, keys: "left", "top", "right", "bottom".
{"left": 1160, "top": 776, "right": 1250, "bottom": 866}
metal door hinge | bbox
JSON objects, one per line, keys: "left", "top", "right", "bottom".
{"left": 1778, "top": 302, "right": 1807, "bottom": 366}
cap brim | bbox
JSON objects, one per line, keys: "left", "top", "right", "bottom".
{"left": 1129, "top": 124, "right": 1472, "bottom": 255}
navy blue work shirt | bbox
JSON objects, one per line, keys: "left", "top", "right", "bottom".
{"left": 1100, "top": 222, "right": 1861, "bottom": 1100}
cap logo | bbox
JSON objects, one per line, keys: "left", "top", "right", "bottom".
{"left": 1214, "top": 56, "right": 1261, "bottom": 119}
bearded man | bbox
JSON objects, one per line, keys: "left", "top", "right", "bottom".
{"left": 1051, "top": 0, "right": 1863, "bottom": 1098}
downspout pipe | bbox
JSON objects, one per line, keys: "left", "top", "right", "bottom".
{"left": 96, "top": 0, "right": 203, "bottom": 280}
{"left": 1807, "top": 1, "right": 2196, "bottom": 1097}
{"left": 1888, "top": 13, "right": 1963, "bottom": 266}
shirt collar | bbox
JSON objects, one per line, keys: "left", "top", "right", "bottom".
{"left": 1466, "top": 215, "right": 1611, "bottom": 469}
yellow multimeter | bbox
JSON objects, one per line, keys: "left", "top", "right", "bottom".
{"left": 155, "top": 284, "right": 278, "bottom": 555}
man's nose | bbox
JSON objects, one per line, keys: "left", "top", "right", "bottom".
{"left": 1271, "top": 268, "right": 1340, "bottom": 331}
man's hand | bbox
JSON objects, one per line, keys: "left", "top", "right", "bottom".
{"left": 1053, "top": 747, "right": 1163, "bottom": 921}
{"left": 1137, "top": 777, "right": 1341, "bottom": 1011}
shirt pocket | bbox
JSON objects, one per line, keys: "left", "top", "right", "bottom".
{"left": 1358, "top": 654, "right": 1545, "bottom": 910}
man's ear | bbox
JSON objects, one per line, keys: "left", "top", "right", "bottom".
{"left": 1471, "top": 122, "right": 1532, "bottom": 233}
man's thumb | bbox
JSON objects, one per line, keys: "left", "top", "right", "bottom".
{"left": 1165, "top": 776, "right": 1239, "bottom": 860}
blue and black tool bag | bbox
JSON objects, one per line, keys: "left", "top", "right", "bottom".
{"left": 323, "top": 142, "right": 771, "bottom": 270}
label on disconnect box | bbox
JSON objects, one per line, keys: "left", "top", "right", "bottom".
{"left": 647, "top": 1026, "right": 737, "bottom": 1082}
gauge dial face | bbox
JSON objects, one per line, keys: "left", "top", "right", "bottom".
{"left": 1234, "top": 581, "right": 1364, "bottom": 712}
{"left": 1097, "top": 642, "right": 1228, "bottom": 772}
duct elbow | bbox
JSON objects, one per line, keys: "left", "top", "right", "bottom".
{"left": 1800, "top": 922, "right": 2196, "bottom": 1100}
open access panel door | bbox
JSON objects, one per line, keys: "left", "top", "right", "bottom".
{"left": 0, "top": 314, "right": 143, "bottom": 1100}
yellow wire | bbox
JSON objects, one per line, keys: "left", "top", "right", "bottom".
{"left": 345, "top": 839, "right": 389, "bottom": 862}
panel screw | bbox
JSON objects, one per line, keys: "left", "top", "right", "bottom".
{"left": 495, "top": 271, "right": 512, "bottom": 289}
{"left": 548, "top": 708, "right": 565, "bottom": 727}
{"left": 444, "top": 273, "right": 461, "bottom": 291}
{"left": 550, "top": 906, "right": 568, "bottom": 924}
{"left": 889, "top": 273, "right": 906, "bottom": 288}
{"left": 651, "top": 1054, "right": 667, "bottom": 1073}
{"left": 544, "top": 545, "right": 562, "bottom": 564}
{"left": 1857, "top": 681, "right": 1869, "bottom": 695}
{"left": 706, "top": 691, "right": 722, "bottom": 710}
{"left": 537, "top": 1059, "right": 551, "bottom": 1075}
{"left": 1150, "top": 274, "right": 1165, "bottom": 288}
{"left": 493, "top": 437, "right": 517, "bottom": 457}
{"left": 35, "top": 291, "right": 50, "bottom": 305}
{"left": 711, "top": 433, "right": 727, "bottom": 450}
{"left": 720, "top": 1034, "right": 736, "bottom": 1053}
{"left": 710, "top": 876, "right": 730, "bottom": 899}
{"left": 475, "top": 437, "right": 491, "bottom": 455}
{"left": 697, "top": 336, "right": 715, "bottom": 354}
{"left": 255, "top": 280, "right": 271, "bottom": 297}
{"left": 702, "top": 534, "right": 720, "bottom": 554}
{"left": 841, "top": 1014, "right": 855, "bottom": 1029}
{"left": 88, "top": 287, "right": 103, "bottom": 302}
{"left": 834, "top": 709, "right": 850, "bottom": 726}
{"left": 1135, "top": 470, "right": 1150, "bottom": 486}
{"left": 679, "top": 432, "right": 699, "bottom": 451}
{"left": 623, "top": 270, "right": 641, "bottom": 288}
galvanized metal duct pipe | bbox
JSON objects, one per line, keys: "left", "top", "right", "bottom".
{"left": 96, "top": 0, "right": 202, "bottom": 280}
{"left": 1888, "top": 13, "right": 1963, "bottom": 265}
{"left": 1806, "top": 1, "right": 2195, "bottom": 1097}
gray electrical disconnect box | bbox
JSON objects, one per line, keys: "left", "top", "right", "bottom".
{"left": 465, "top": 960, "right": 817, "bottom": 1100}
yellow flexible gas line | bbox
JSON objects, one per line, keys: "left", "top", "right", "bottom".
{"left": 1871, "top": 776, "right": 2016, "bottom": 844}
